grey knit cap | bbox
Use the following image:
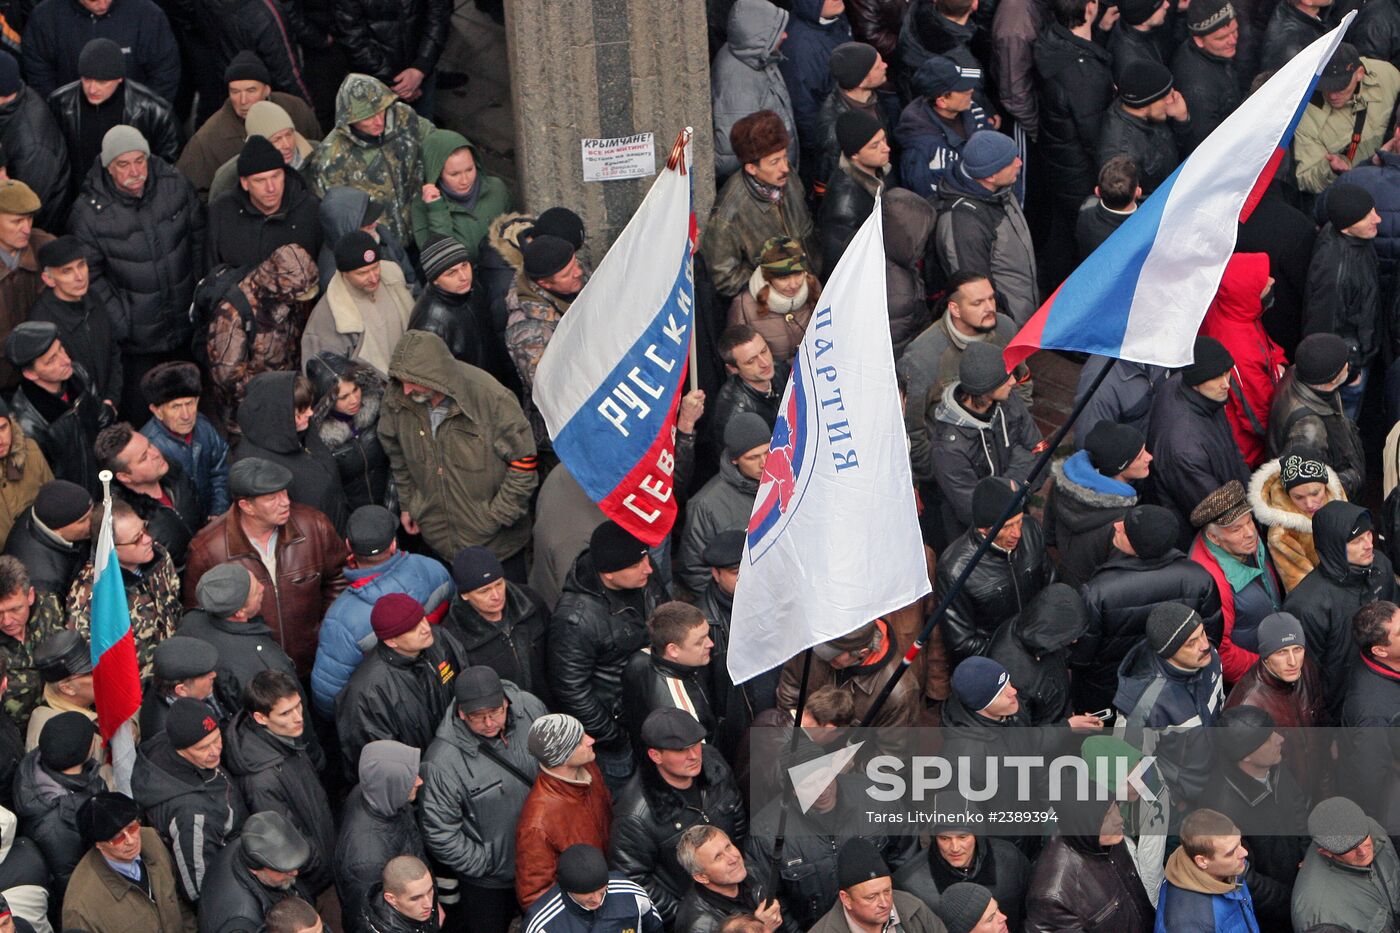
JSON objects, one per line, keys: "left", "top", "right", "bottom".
{"left": 100, "top": 125, "right": 149, "bottom": 167}
{"left": 528, "top": 713, "right": 585, "bottom": 767}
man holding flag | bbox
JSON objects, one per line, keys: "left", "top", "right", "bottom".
{"left": 87, "top": 470, "right": 141, "bottom": 795}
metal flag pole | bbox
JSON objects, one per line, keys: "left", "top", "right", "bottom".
{"left": 857, "top": 358, "right": 1117, "bottom": 726}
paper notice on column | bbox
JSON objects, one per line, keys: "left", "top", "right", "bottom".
{"left": 581, "top": 133, "right": 656, "bottom": 182}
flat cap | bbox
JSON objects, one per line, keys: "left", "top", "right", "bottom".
{"left": 1189, "top": 480, "right": 1251, "bottom": 529}
{"left": 347, "top": 504, "right": 397, "bottom": 557}
{"left": 240, "top": 811, "right": 311, "bottom": 872}
{"left": 702, "top": 529, "right": 745, "bottom": 568}
{"left": 196, "top": 562, "right": 252, "bottom": 616}
{"left": 5, "top": 320, "right": 58, "bottom": 369}
{"left": 454, "top": 665, "right": 505, "bottom": 712}
{"left": 228, "top": 457, "right": 293, "bottom": 499}
{"left": 0, "top": 179, "right": 39, "bottom": 217}
{"left": 153, "top": 635, "right": 218, "bottom": 681}
{"left": 1309, "top": 796, "right": 1372, "bottom": 854}
{"left": 640, "top": 707, "right": 706, "bottom": 750}
{"left": 34, "top": 629, "right": 92, "bottom": 682}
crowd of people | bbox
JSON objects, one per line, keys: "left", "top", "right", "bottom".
{"left": 0, "top": 0, "right": 1393, "bottom": 930}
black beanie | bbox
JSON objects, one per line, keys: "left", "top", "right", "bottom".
{"left": 1084, "top": 421, "right": 1146, "bottom": 476}
{"left": 935, "top": 883, "right": 995, "bottom": 933}
{"left": 166, "top": 697, "right": 220, "bottom": 750}
{"left": 523, "top": 234, "right": 574, "bottom": 279}
{"left": 78, "top": 38, "right": 125, "bottom": 80}
{"left": 836, "top": 109, "right": 883, "bottom": 158}
{"left": 1216, "top": 705, "right": 1276, "bottom": 763}
{"left": 1180, "top": 335, "right": 1233, "bottom": 386}
{"left": 828, "top": 41, "right": 878, "bottom": 90}
{"left": 1120, "top": 0, "right": 1162, "bottom": 25}
{"left": 971, "top": 475, "right": 1021, "bottom": 528}
{"left": 1326, "top": 182, "right": 1375, "bottom": 232}
{"left": 335, "top": 231, "right": 380, "bottom": 272}
{"left": 589, "top": 520, "right": 649, "bottom": 574}
{"left": 1124, "top": 504, "right": 1179, "bottom": 559}
{"left": 1294, "top": 333, "right": 1350, "bottom": 385}
{"left": 557, "top": 844, "right": 609, "bottom": 894}
{"left": 836, "top": 837, "right": 890, "bottom": 889}
{"left": 1118, "top": 60, "right": 1174, "bottom": 107}
{"left": 237, "top": 135, "right": 284, "bottom": 178}
{"left": 224, "top": 50, "right": 271, "bottom": 85}
{"left": 32, "top": 480, "right": 92, "bottom": 530}
{"left": 530, "top": 207, "right": 586, "bottom": 250}
{"left": 39, "top": 711, "right": 95, "bottom": 771}
{"left": 1146, "top": 602, "right": 1201, "bottom": 657}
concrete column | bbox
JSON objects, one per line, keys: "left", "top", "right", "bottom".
{"left": 503, "top": 0, "right": 714, "bottom": 264}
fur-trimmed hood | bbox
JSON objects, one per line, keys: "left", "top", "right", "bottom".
{"left": 1248, "top": 458, "right": 1345, "bottom": 534}
{"left": 312, "top": 362, "right": 385, "bottom": 450}
{"left": 1, "top": 417, "right": 34, "bottom": 484}
{"left": 487, "top": 211, "right": 535, "bottom": 278}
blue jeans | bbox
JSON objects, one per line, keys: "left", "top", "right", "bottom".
{"left": 1340, "top": 365, "right": 1369, "bottom": 420}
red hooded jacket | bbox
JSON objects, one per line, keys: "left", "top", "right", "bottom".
{"left": 1198, "top": 253, "right": 1288, "bottom": 467}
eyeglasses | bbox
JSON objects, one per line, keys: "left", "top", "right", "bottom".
{"left": 464, "top": 703, "right": 507, "bottom": 725}
{"left": 115, "top": 523, "right": 151, "bottom": 547}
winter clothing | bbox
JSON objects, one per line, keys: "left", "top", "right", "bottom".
{"left": 174, "top": 606, "right": 300, "bottom": 717}
{"left": 196, "top": 832, "right": 313, "bottom": 933}
{"left": 1187, "top": 529, "right": 1282, "bottom": 684}
{"left": 220, "top": 711, "right": 335, "bottom": 895}
{"left": 522, "top": 875, "right": 664, "bottom": 933}
{"left": 1034, "top": 21, "right": 1115, "bottom": 204}
{"left": 197, "top": 0, "right": 312, "bottom": 108}
{"left": 882, "top": 187, "right": 935, "bottom": 358}
{"left": 1153, "top": 845, "right": 1260, "bottom": 932}
{"left": 986, "top": 583, "right": 1087, "bottom": 724}
{"left": 11, "top": 749, "right": 102, "bottom": 888}
{"left": 310, "top": 74, "right": 434, "bottom": 245}
{"left": 1043, "top": 450, "right": 1138, "bottom": 588}
{"left": 620, "top": 647, "right": 716, "bottom": 759}
{"left": 1097, "top": 101, "right": 1181, "bottom": 195}
{"left": 109, "top": 461, "right": 203, "bottom": 572}
{"left": 206, "top": 169, "right": 322, "bottom": 271}
{"left": 1267, "top": 369, "right": 1365, "bottom": 501}
{"left": 61, "top": 826, "right": 194, "bottom": 933}
{"left": 1170, "top": 38, "right": 1241, "bottom": 154}
{"left": 701, "top": 168, "right": 819, "bottom": 299}
{"left": 1024, "top": 833, "right": 1155, "bottom": 932}
{"left": 893, "top": 837, "right": 1030, "bottom": 930}
{"left": 335, "top": 741, "right": 426, "bottom": 933}
{"left": 130, "top": 731, "right": 248, "bottom": 903}
{"left": 725, "top": 268, "right": 817, "bottom": 365}
{"left": 711, "top": 0, "right": 796, "bottom": 179}
{"left": 442, "top": 581, "right": 551, "bottom": 705}
{"left": 610, "top": 748, "right": 747, "bottom": 923}
{"left": 22, "top": 0, "right": 179, "bottom": 103}
{"left": 677, "top": 458, "right": 758, "bottom": 593}
{"left": 1291, "top": 816, "right": 1400, "bottom": 933}
{"left": 420, "top": 683, "right": 544, "bottom": 889}
{"left": 0, "top": 86, "right": 70, "bottom": 233}
{"left": 410, "top": 130, "right": 512, "bottom": 260}
{"left": 776, "top": 618, "right": 923, "bottom": 727}
{"left": 932, "top": 163, "right": 1038, "bottom": 324}
{"left": 1076, "top": 546, "right": 1223, "bottom": 714}
{"left": 183, "top": 502, "right": 348, "bottom": 677}
{"left": 141, "top": 413, "right": 230, "bottom": 521}
{"left": 513, "top": 762, "right": 612, "bottom": 909}
{"left": 206, "top": 245, "right": 320, "bottom": 430}
{"left": 332, "top": 0, "right": 452, "bottom": 88}
{"left": 895, "top": 94, "right": 992, "bottom": 200}
{"left": 26, "top": 289, "right": 121, "bottom": 406}
{"left": 1294, "top": 57, "right": 1400, "bottom": 194}
{"left": 407, "top": 278, "right": 514, "bottom": 390}
{"left": 68, "top": 154, "right": 203, "bottom": 358}
{"left": 1198, "top": 253, "right": 1286, "bottom": 467}
{"left": 0, "top": 509, "right": 88, "bottom": 600}
{"left": 778, "top": 0, "right": 853, "bottom": 171}
{"left": 1248, "top": 458, "right": 1345, "bottom": 592}
{"left": 315, "top": 185, "right": 415, "bottom": 293}
{"left": 380, "top": 330, "right": 537, "bottom": 561}
{"left": 47, "top": 78, "right": 180, "bottom": 174}
{"left": 1114, "top": 641, "right": 1224, "bottom": 802}
{"left": 1259, "top": 2, "right": 1325, "bottom": 73}
{"left": 0, "top": 421, "right": 51, "bottom": 552}
{"left": 1146, "top": 375, "right": 1251, "bottom": 538}
{"left": 821, "top": 155, "right": 887, "bottom": 271}
{"left": 307, "top": 359, "right": 392, "bottom": 511}
{"left": 935, "top": 515, "right": 1051, "bottom": 662}
{"left": 926, "top": 382, "right": 1042, "bottom": 532}
{"left": 66, "top": 543, "right": 180, "bottom": 679}
{"left": 7, "top": 361, "right": 110, "bottom": 496}
{"left": 176, "top": 95, "right": 322, "bottom": 203}
{"left": 1305, "top": 222, "right": 1381, "bottom": 380}
{"left": 310, "top": 546, "right": 453, "bottom": 717}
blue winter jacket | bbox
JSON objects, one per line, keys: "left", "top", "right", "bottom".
{"left": 895, "top": 96, "right": 991, "bottom": 199}
{"left": 776, "top": 0, "right": 852, "bottom": 165}
{"left": 1114, "top": 639, "right": 1224, "bottom": 802}
{"left": 141, "top": 413, "right": 231, "bottom": 519}
{"left": 310, "top": 548, "right": 454, "bottom": 717}
{"left": 1155, "top": 854, "right": 1261, "bottom": 933}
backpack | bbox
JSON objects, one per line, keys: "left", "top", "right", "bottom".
{"left": 189, "top": 262, "right": 254, "bottom": 368}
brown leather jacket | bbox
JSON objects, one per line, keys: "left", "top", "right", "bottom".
{"left": 1225, "top": 654, "right": 1329, "bottom": 794}
{"left": 514, "top": 761, "right": 612, "bottom": 909}
{"left": 182, "top": 503, "right": 348, "bottom": 676}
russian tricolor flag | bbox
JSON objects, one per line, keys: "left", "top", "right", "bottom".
{"left": 534, "top": 131, "right": 696, "bottom": 546}
{"left": 90, "top": 475, "right": 141, "bottom": 792}
{"left": 1006, "top": 15, "right": 1354, "bottom": 370}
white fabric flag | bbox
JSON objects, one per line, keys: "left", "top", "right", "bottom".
{"left": 727, "top": 195, "right": 930, "bottom": 685}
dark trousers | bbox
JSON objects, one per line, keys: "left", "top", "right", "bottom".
{"left": 443, "top": 880, "right": 518, "bottom": 933}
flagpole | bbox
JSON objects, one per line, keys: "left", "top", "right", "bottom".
{"left": 765, "top": 648, "right": 813, "bottom": 899}
{"left": 97, "top": 469, "right": 137, "bottom": 794}
{"left": 857, "top": 358, "right": 1117, "bottom": 727}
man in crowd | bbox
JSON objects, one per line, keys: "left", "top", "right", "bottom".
{"left": 710, "top": 0, "right": 797, "bottom": 180}
{"left": 0, "top": 63, "right": 70, "bottom": 235}
{"left": 184, "top": 458, "right": 347, "bottom": 679}
{"left": 302, "top": 231, "right": 415, "bottom": 375}
{"left": 361, "top": 855, "right": 441, "bottom": 933}
{"left": 0, "top": 180, "right": 55, "bottom": 392}
{"left": 198, "top": 811, "right": 312, "bottom": 932}
{"left": 1076, "top": 156, "right": 1140, "bottom": 260}
{"left": 0, "top": 556, "right": 66, "bottom": 728}
{"left": 29, "top": 236, "right": 121, "bottom": 408}
{"left": 2, "top": 480, "right": 92, "bottom": 598}
{"left": 896, "top": 54, "right": 988, "bottom": 198}
{"left": 5, "top": 323, "right": 110, "bottom": 493}
{"left": 21, "top": 0, "right": 179, "bottom": 102}
{"left": 675, "top": 825, "right": 791, "bottom": 933}
{"left": 712, "top": 325, "right": 788, "bottom": 443}
{"left": 444, "top": 545, "right": 551, "bottom": 705}
{"left": 1294, "top": 43, "right": 1400, "bottom": 195}
{"left": 523, "top": 844, "right": 664, "bottom": 933}
{"left": 206, "top": 135, "right": 323, "bottom": 270}
{"left": 818, "top": 109, "right": 890, "bottom": 267}
{"left": 1170, "top": 0, "right": 1240, "bottom": 153}
{"left": 621, "top": 602, "right": 716, "bottom": 756}
{"left": 1268, "top": 333, "right": 1365, "bottom": 499}
{"left": 139, "top": 362, "right": 230, "bottom": 521}
{"left": 1156, "top": 809, "right": 1260, "bottom": 930}
{"left": 335, "top": 740, "right": 425, "bottom": 933}
{"left": 137, "top": 635, "right": 224, "bottom": 737}
{"left": 1261, "top": 0, "right": 1330, "bottom": 72}
{"left": 1291, "top": 796, "right": 1400, "bottom": 931}
{"left": 810, "top": 838, "right": 944, "bottom": 933}
{"left": 1044, "top": 421, "right": 1148, "bottom": 588}
{"left": 1097, "top": 60, "right": 1189, "bottom": 196}
{"left": 95, "top": 422, "right": 203, "bottom": 571}
{"left": 678, "top": 413, "right": 767, "bottom": 592}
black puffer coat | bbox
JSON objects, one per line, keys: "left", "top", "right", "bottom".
{"left": 986, "top": 583, "right": 1088, "bottom": 725}
{"left": 0, "top": 508, "right": 88, "bottom": 596}
{"left": 334, "top": 639, "right": 460, "bottom": 780}
{"left": 11, "top": 749, "right": 103, "bottom": 888}
{"left": 442, "top": 580, "right": 551, "bottom": 705}
{"left": 1096, "top": 101, "right": 1181, "bottom": 195}
{"left": 7, "top": 362, "right": 111, "bottom": 494}
{"left": 548, "top": 549, "right": 667, "bottom": 753}
{"left": 131, "top": 732, "right": 248, "bottom": 903}
{"left": 1283, "top": 500, "right": 1396, "bottom": 718}
{"left": 206, "top": 170, "right": 323, "bottom": 271}
{"left": 0, "top": 84, "right": 71, "bottom": 231}
{"left": 47, "top": 78, "right": 181, "bottom": 167}
{"left": 1075, "top": 548, "right": 1223, "bottom": 713}
{"left": 308, "top": 359, "right": 391, "bottom": 512}
{"left": 234, "top": 370, "right": 350, "bottom": 534}
{"left": 68, "top": 155, "right": 204, "bottom": 354}
{"left": 1034, "top": 22, "right": 1114, "bottom": 205}
{"left": 610, "top": 748, "right": 747, "bottom": 923}
{"left": 220, "top": 711, "right": 336, "bottom": 896}
{"left": 333, "top": 0, "right": 452, "bottom": 85}
{"left": 113, "top": 458, "right": 204, "bottom": 571}
{"left": 934, "top": 516, "right": 1052, "bottom": 663}
{"left": 1170, "top": 40, "right": 1240, "bottom": 153}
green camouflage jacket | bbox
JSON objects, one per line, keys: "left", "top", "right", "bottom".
{"left": 0, "top": 592, "right": 67, "bottom": 730}
{"left": 67, "top": 545, "right": 182, "bottom": 680}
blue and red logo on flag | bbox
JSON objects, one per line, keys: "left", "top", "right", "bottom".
{"left": 746, "top": 351, "right": 820, "bottom": 560}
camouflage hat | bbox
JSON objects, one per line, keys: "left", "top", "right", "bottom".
{"left": 758, "top": 236, "right": 807, "bottom": 277}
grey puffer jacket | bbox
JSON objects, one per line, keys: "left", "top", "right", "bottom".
{"left": 419, "top": 683, "right": 545, "bottom": 888}
{"left": 711, "top": 0, "right": 798, "bottom": 179}
{"left": 932, "top": 164, "right": 1039, "bottom": 325}
{"left": 677, "top": 458, "right": 758, "bottom": 593}
{"left": 927, "top": 382, "right": 1042, "bottom": 532}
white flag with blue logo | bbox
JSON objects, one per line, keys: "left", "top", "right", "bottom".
{"left": 727, "top": 195, "right": 930, "bottom": 685}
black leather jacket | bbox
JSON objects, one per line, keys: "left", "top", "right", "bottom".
{"left": 1023, "top": 835, "right": 1155, "bottom": 932}
{"left": 620, "top": 650, "right": 717, "bottom": 758}
{"left": 934, "top": 516, "right": 1052, "bottom": 663}
{"left": 113, "top": 459, "right": 204, "bottom": 571}
{"left": 1096, "top": 101, "right": 1182, "bottom": 195}
{"left": 0, "top": 84, "right": 71, "bottom": 231}
{"left": 0, "top": 508, "right": 89, "bottom": 596}
{"left": 407, "top": 284, "right": 520, "bottom": 393}
{"left": 1170, "top": 39, "right": 1240, "bottom": 153}
{"left": 547, "top": 549, "right": 667, "bottom": 752}
{"left": 47, "top": 78, "right": 181, "bottom": 168}
{"left": 817, "top": 159, "right": 878, "bottom": 271}
{"left": 1259, "top": 1, "right": 1327, "bottom": 72}
{"left": 7, "top": 362, "right": 111, "bottom": 494}
{"left": 610, "top": 748, "right": 747, "bottom": 923}
{"left": 334, "top": 639, "right": 461, "bottom": 780}
{"left": 442, "top": 580, "right": 551, "bottom": 705}
{"left": 333, "top": 0, "right": 452, "bottom": 83}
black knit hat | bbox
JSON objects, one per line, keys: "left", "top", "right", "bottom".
{"left": 237, "top": 135, "right": 284, "bottom": 177}
{"left": 522, "top": 234, "right": 574, "bottom": 279}
{"left": 935, "top": 883, "right": 995, "bottom": 933}
{"left": 452, "top": 545, "right": 504, "bottom": 592}
{"left": 39, "top": 711, "right": 95, "bottom": 771}
{"left": 1084, "top": 421, "right": 1146, "bottom": 476}
{"left": 1180, "top": 335, "right": 1233, "bottom": 386}
{"left": 530, "top": 207, "right": 586, "bottom": 250}
{"left": 1146, "top": 602, "right": 1202, "bottom": 657}
{"left": 1325, "top": 182, "right": 1375, "bottom": 231}
{"left": 1216, "top": 705, "right": 1275, "bottom": 762}
{"left": 1186, "top": 0, "right": 1234, "bottom": 34}
{"left": 1294, "top": 333, "right": 1349, "bottom": 386}
{"left": 836, "top": 109, "right": 883, "bottom": 158}
{"left": 1118, "top": 60, "right": 1174, "bottom": 107}
{"left": 78, "top": 38, "right": 125, "bottom": 80}
{"left": 334, "top": 231, "right": 380, "bottom": 272}
{"left": 971, "top": 475, "right": 1020, "bottom": 528}
{"left": 828, "top": 41, "right": 878, "bottom": 90}
{"left": 958, "top": 342, "right": 1011, "bottom": 396}
{"left": 32, "top": 480, "right": 92, "bottom": 530}
{"left": 1120, "top": 0, "right": 1163, "bottom": 25}
{"left": 1123, "top": 504, "right": 1179, "bottom": 559}
{"left": 166, "top": 697, "right": 220, "bottom": 750}
{"left": 557, "top": 844, "right": 609, "bottom": 894}
{"left": 224, "top": 50, "right": 271, "bottom": 85}
{"left": 589, "top": 520, "right": 649, "bottom": 574}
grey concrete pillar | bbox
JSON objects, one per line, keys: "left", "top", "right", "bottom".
{"left": 503, "top": 0, "right": 714, "bottom": 264}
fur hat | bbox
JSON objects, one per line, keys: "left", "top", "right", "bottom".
{"left": 730, "top": 109, "right": 790, "bottom": 165}
{"left": 141, "top": 361, "right": 202, "bottom": 407}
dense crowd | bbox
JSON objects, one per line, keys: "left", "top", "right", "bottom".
{"left": 0, "top": 0, "right": 1393, "bottom": 931}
